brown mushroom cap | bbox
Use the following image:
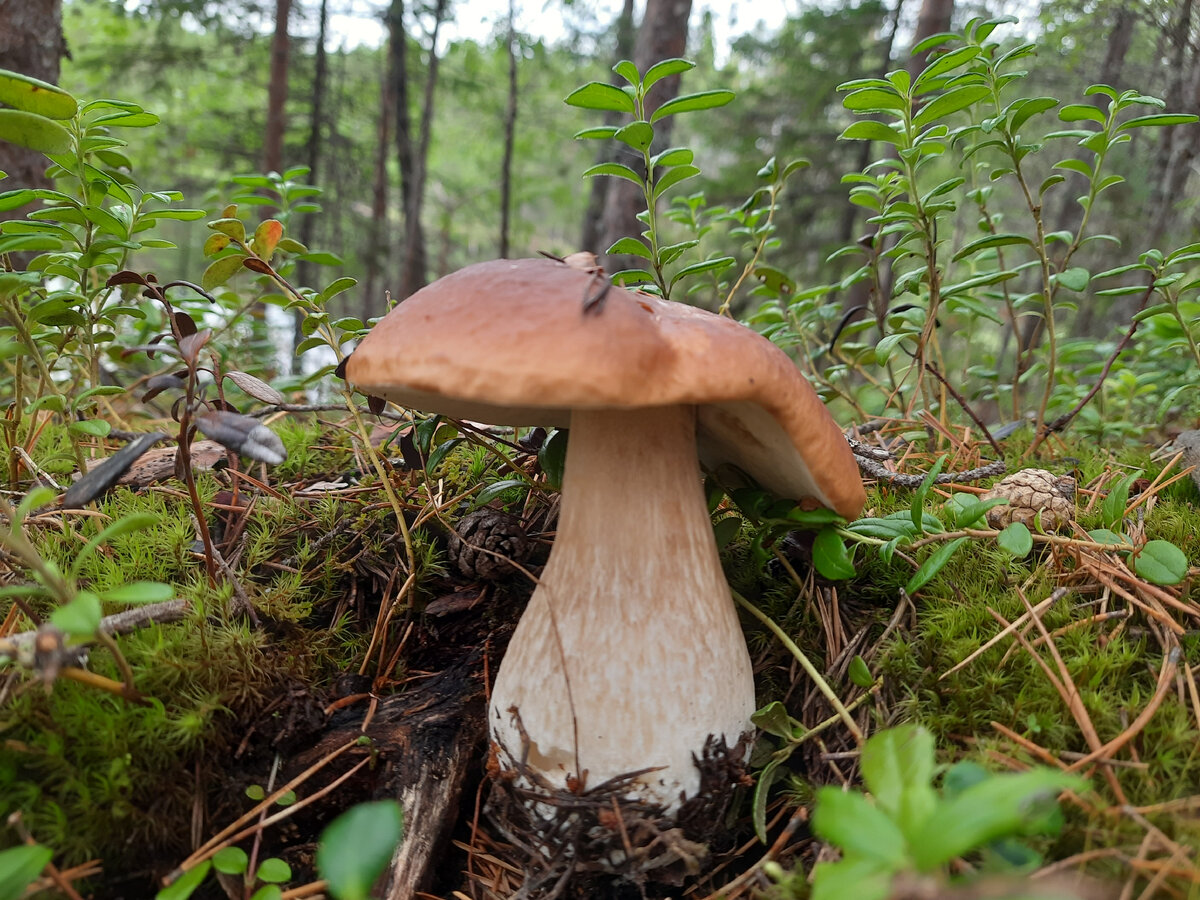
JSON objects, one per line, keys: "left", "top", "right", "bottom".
{"left": 346, "top": 257, "right": 866, "bottom": 519}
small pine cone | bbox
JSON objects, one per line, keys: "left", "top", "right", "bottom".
{"left": 447, "top": 509, "right": 532, "bottom": 580}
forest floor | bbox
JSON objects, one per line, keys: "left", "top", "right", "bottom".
{"left": 2, "top": 413, "right": 1199, "bottom": 900}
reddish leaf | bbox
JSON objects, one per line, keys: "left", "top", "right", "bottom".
{"left": 174, "top": 310, "right": 197, "bottom": 337}
{"left": 178, "top": 328, "right": 212, "bottom": 364}
{"left": 253, "top": 219, "right": 283, "bottom": 260}
{"left": 107, "top": 270, "right": 147, "bottom": 287}
{"left": 224, "top": 371, "right": 284, "bottom": 406}
{"left": 242, "top": 256, "right": 273, "bottom": 275}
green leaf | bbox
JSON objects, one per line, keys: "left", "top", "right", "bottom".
{"left": 642, "top": 58, "right": 693, "bottom": 90}
{"left": 212, "top": 847, "right": 249, "bottom": 876}
{"left": 911, "top": 85, "right": 990, "bottom": 128}
{"left": 1118, "top": 113, "right": 1199, "bottom": 130}
{"left": 1101, "top": 470, "right": 1141, "bottom": 530}
{"left": 812, "top": 857, "right": 892, "bottom": 900}
{"left": 651, "top": 146, "right": 693, "bottom": 167}
{"left": 848, "top": 655, "right": 873, "bottom": 688}
{"left": 911, "top": 455, "right": 947, "bottom": 532}
{"left": 476, "top": 479, "right": 527, "bottom": 505}
{"left": 207, "top": 217, "right": 246, "bottom": 241}
{"left": 582, "top": 161, "right": 641, "bottom": 183}
{"left": 573, "top": 125, "right": 618, "bottom": 140}
{"left": 320, "top": 276, "right": 358, "bottom": 302}
{"left": 906, "top": 537, "right": 968, "bottom": 594}
{"left": 50, "top": 592, "right": 103, "bottom": 637}
{"left": 812, "top": 525, "right": 856, "bottom": 580}
{"left": 1009, "top": 97, "right": 1059, "bottom": 132}
{"left": 650, "top": 90, "right": 735, "bottom": 123}
{"left": 1054, "top": 266, "right": 1090, "bottom": 292}
{"left": 811, "top": 786, "right": 909, "bottom": 867}
{"left": 0, "top": 109, "right": 72, "bottom": 154}
{"left": 1058, "top": 104, "right": 1106, "bottom": 124}
{"left": 68, "top": 418, "right": 112, "bottom": 438}
{"left": 611, "top": 60, "right": 640, "bottom": 86}
{"left": 1133, "top": 540, "right": 1189, "bottom": 585}
{"left": 751, "top": 756, "right": 786, "bottom": 845}
{"left": 250, "top": 888, "right": 282, "bottom": 900}
{"left": 997, "top": 522, "right": 1033, "bottom": 557}
{"left": 669, "top": 255, "right": 734, "bottom": 289}
{"left": 614, "top": 120, "right": 654, "bottom": 152}
{"left": 653, "top": 164, "right": 700, "bottom": 199}
{"left": 255, "top": 858, "right": 292, "bottom": 884}
{"left": 317, "top": 801, "right": 404, "bottom": 900}
{"left": 838, "top": 120, "right": 902, "bottom": 144}
{"left": 842, "top": 87, "right": 906, "bottom": 112}
{"left": 953, "top": 233, "right": 1032, "bottom": 261}
{"left": 751, "top": 701, "right": 798, "bottom": 740}
{"left": 909, "top": 769, "right": 1084, "bottom": 870}
{"left": 606, "top": 236, "right": 652, "bottom": 259}
{"left": 914, "top": 45, "right": 979, "bottom": 86}
{"left": 0, "top": 843, "right": 54, "bottom": 900}
{"left": 861, "top": 725, "right": 937, "bottom": 836}
{"left": 100, "top": 581, "right": 175, "bottom": 605}
{"left": 0, "top": 70, "right": 77, "bottom": 118}
{"left": 202, "top": 254, "right": 246, "bottom": 290}
{"left": 536, "top": 429, "right": 568, "bottom": 490}
{"left": 0, "top": 189, "right": 37, "bottom": 211}
{"left": 712, "top": 515, "right": 740, "bottom": 550}
{"left": 155, "top": 861, "right": 211, "bottom": 900}
{"left": 564, "top": 82, "right": 635, "bottom": 113}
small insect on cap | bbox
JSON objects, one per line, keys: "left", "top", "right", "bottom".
{"left": 345, "top": 256, "right": 866, "bottom": 519}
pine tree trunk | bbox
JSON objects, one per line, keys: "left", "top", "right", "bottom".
{"left": 293, "top": 0, "right": 329, "bottom": 373}
{"left": 362, "top": 68, "right": 394, "bottom": 323}
{"left": 264, "top": 0, "right": 293, "bottom": 174}
{"left": 397, "top": 0, "right": 448, "bottom": 297}
{"left": 598, "top": 0, "right": 693, "bottom": 274}
{"left": 0, "top": 0, "right": 67, "bottom": 201}
{"left": 579, "top": 0, "right": 635, "bottom": 255}
{"left": 498, "top": 0, "right": 519, "bottom": 259}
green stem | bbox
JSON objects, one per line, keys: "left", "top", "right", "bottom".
{"left": 732, "top": 588, "right": 863, "bottom": 743}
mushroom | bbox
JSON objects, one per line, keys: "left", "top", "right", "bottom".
{"left": 345, "top": 257, "right": 864, "bottom": 814}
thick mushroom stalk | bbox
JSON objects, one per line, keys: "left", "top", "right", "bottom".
{"left": 489, "top": 404, "right": 756, "bottom": 809}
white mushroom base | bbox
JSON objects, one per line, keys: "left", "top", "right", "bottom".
{"left": 489, "top": 405, "right": 756, "bottom": 813}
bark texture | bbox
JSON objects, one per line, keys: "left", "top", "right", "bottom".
{"left": 0, "top": 0, "right": 67, "bottom": 196}
{"left": 263, "top": 0, "right": 293, "bottom": 174}
{"left": 579, "top": 0, "right": 636, "bottom": 255}
{"left": 598, "top": 0, "right": 693, "bottom": 273}
{"left": 498, "top": 0, "right": 519, "bottom": 258}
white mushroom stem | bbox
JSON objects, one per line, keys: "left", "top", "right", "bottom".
{"left": 489, "top": 404, "right": 756, "bottom": 810}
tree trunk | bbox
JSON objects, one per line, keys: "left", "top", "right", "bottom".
{"left": 836, "top": 0, "right": 905, "bottom": 248}
{"left": 264, "top": 0, "right": 293, "bottom": 175}
{"left": 395, "top": 0, "right": 448, "bottom": 299}
{"left": 579, "top": 0, "right": 636, "bottom": 255}
{"left": 0, "top": 0, "right": 67, "bottom": 200}
{"left": 905, "top": 0, "right": 954, "bottom": 79}
{"left": 1146, "top": 0, "right": 1195, "bottom": 246}
{"left": 598, "top": 0, "right": 693, "bottom": 273}
{"left": 498, "top": 0, "right": 519, "bottom": 258}
{"left": 362, "top": 68, "right": 394, "bottom": 323}
{"left": 293, "top": 0, "right": 329, "bottom": 373}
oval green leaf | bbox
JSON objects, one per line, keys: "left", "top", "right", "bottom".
{"left": 1133, "top": 540, "right": 1189, "bottom": 586}
{"left": 996, "top": 522, "right": 1032, "bottom": 557}
{"left": 564, "top": 82, "right": 635, "bottom": 113}
{"left": 0, "top": 69, "right": 77, "bottom": 119}
{"left": 0, "top": 109, "right": 72, "bottom": 154}
{"left": 317, "top": 801, "right": 404, "bottom": 900}
{"left": 650, "top": 90, "right": 735, "bottom": 123}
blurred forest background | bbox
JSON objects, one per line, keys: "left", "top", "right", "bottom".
{"left": 2, "top": 0, "right": 1198, "bottom": 373}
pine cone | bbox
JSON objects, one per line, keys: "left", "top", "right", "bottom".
{"left": 447, "top": 509, "right": 532, "bottom": 580}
